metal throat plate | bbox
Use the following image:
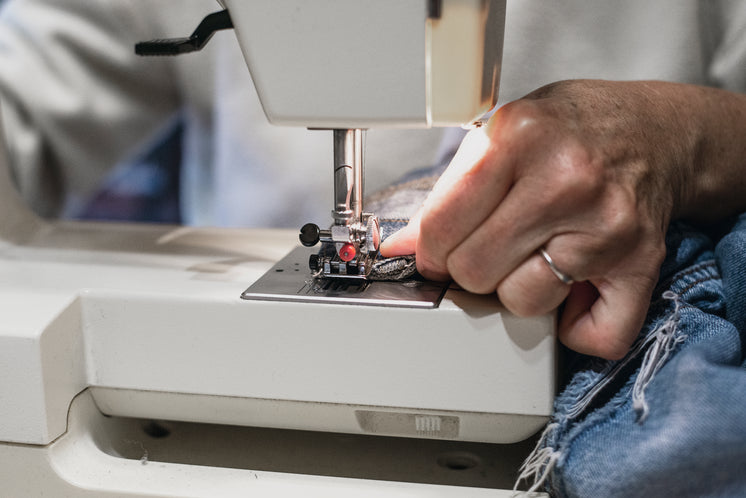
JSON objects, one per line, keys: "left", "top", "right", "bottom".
{"left": 241, "top": 246, "right": 448, "bottom": 309}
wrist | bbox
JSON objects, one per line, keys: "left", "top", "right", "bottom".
{"left": 669, "top": 84, "right": 746, "bottom": 222}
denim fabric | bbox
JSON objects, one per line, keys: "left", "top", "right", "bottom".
{"left": 519, "top": 215, "right": 746, "bottom": 497}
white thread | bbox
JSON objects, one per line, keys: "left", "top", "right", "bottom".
{"left": 513, "top": 291, "right": 685, "bottom": 492}
{"left": 513, "top": 422, "right": 561, "bottom": 494}
{"left": 632, "top": 290, "right": 685, "bottom": 423}
{"left": 567, "top": 291, "right": 684, "bottom": 421}
{"left": 566, "top": 335, "right": 649, "bottom": 419}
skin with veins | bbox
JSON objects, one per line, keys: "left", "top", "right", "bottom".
{"left": 382, "top": 79, "right": 746, "bottom": 360}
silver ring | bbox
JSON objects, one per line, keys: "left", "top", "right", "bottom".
{"left": 539, "top": 247, "right": 574, "bottom": 285}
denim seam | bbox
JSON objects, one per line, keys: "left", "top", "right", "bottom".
{"left": 677, "top": 274, "right": 718, "bottom": 297}
{"left": 659, "top": 259, "right": 717, "bottom": 294}
{"left": 673, "top": 260, "right": 716, "bottom": 280}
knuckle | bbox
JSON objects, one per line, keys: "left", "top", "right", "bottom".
{"left": 601, "top": 197, "right": 639, "bottom": 241}
{"left": 415, "top": 251, "right": 447, "bottom": 281}
{"left": 500, "top": 290, "right": 544, "bottom": 317}
{"left": 417, "top": 210, "right": 439, "bottom": 241}
{"left": 446, "top": 252, "right": 494, "bottom": 294}
{"left": 500, "top": 102, "right": 547, "bottom": 137}
{"left": 554, "top": 144, "right": 604, "bottom": 199}
{"left": 497, "top": 272, "right": 555, "bottom": 317}
{"left": 611, "top": 211, "right": 638, "bottom": 240}
{"left": 418, "top": 210, "right": 451, "bottom": 252}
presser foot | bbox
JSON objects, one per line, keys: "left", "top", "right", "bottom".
{"left": 308, "top": 242, "right": 376, "bottom": 280}
{"left": 241, "top": 246, "right": 448, "bottom": 308}
{"left": 298, "top": 214, "right": 381, "bottom": 280}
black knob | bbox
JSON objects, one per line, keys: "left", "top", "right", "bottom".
{"left": 299, "top": 223, "right": 321, "bottom": 247}
{"left": 309, "top": 254, "right": 320, "bottom": 272}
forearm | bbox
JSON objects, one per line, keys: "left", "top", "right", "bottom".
{"left": 674, "top": 83, "right": 746, "bottom": 222}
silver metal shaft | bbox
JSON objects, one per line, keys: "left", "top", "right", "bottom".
{"left": 332, "top": 129, "right": 364, "bottom": 225}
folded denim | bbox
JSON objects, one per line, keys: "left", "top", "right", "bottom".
{"left": 369, "top": 254, "right": 418, "bottom": 281}
{"left": 519, "top": 216, "right": 746, "bottom": 497}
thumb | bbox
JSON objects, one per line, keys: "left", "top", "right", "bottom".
{"left": 559, "top": 278, "right": 653, "bottom": 360}
{"left": 379, "top": 209, "right": 422, "bottom": 257}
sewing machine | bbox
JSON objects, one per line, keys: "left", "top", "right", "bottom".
{"left": 0, "top": 1, "right": 554, "bottom": 496}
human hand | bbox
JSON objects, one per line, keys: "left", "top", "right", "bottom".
{"left": 380, "top": 80, "right": 712, "bottom": 360}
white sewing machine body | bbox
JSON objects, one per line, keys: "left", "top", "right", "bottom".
{"left": 222, "top": 0, "right": 504, "bottom": 128}
{"left": 0, "top": 170, "right": 555, "bottom": 496}
{"left": 0, "top": 0, "right": 555, "bottom": 495}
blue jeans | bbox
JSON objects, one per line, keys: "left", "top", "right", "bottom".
{"left": 518, "top": 214, "right": 746, "bottom": 497}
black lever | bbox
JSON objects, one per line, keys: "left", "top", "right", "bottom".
{"left": 135, "top": 10, "right": 233, "bottom": 56}
{"left": 299, "top": 223, "right": 321, "bottom": 247}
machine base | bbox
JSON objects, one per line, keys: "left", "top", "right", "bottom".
{"left": 0, "top": 390, "right": 546, "bottom": 497}
{"left": 241, "top": 245, "right": 448, "bottom": 308}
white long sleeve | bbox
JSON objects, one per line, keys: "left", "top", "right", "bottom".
{"left": 1, "top": 0, "right": 744, "bottom": 226}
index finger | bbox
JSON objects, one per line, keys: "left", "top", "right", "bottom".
{"left": 415, "top": 127, "right": 511, "bottom": 279}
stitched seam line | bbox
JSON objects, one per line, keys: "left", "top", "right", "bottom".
{"left": 677, "top": 275, "right": 718, "bottom": 296}
{"left": 657, "top": 260, "right": 717, "bottom": 294}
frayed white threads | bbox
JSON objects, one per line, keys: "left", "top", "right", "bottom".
{"left": 566, "top": 360, "right": 630, "bottom": 419}
{"left": 567, "top": 291, "right": 685, "bottom": 423}
{"left": 513, "top": 290, "right": 685, "bottom": 492}
{"left": 513, "top": 422, "right": 561, "bottom": 495}
{"left": 566, "top": 335, "right": 650, "bottom": 419}
{"left": 632, "top": 290, "right": 685, "bottom": 423}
